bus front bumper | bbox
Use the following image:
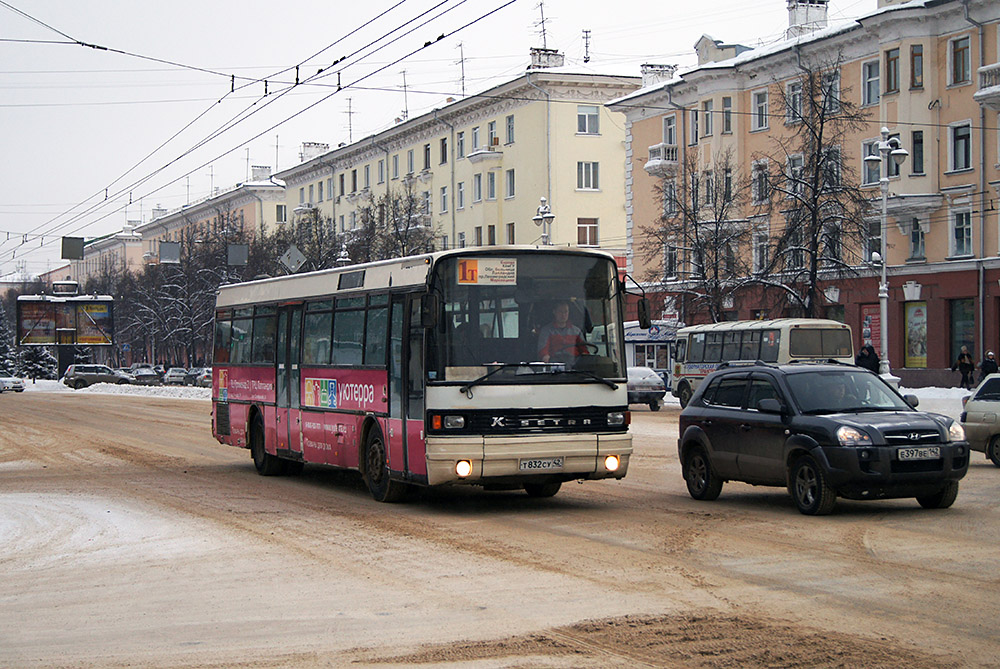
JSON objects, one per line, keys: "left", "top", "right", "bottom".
{"left": 425, "top": 433, "right": 632, "bottom": 486}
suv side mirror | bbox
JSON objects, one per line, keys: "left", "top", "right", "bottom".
{"left": 636, "top": 297, "right": 651, "bottom": 330}
{"left": 757, "top": 398, "right": 784, "bottom": 414}
{"left": 903, "top": 394, "right": 919, "bottom": 408}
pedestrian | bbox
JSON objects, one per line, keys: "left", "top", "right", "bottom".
{"left": 952, "top": 345, "right": 975, "bottom": 389}
{"left": 855, "top": 344, "right": 880, "bottom": 374}
{"left": 979, "top": 350, "right": 998, "bottom": 384}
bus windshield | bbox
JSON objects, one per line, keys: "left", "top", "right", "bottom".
{"left": 427, "top": 253, "right": 625, "bottom": 383}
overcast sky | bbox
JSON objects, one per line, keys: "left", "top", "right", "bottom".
{"left": 0, "top": 0, "right": 869, "bottom": 278}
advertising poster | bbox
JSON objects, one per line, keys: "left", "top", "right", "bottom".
{"left": 17, "top": 302, "right": 56, "bottom": 344}
{"left": 860, "top": 304, "right": 880, "bottom": 348}
{"left": 905, "top": 302, "right": 928, "bottom": 368}
{"left": 77, "top": 302, "right": 114, "bottom": 345}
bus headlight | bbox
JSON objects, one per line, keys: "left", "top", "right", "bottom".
{"left": 455, "top": 460, "right": 473, "bottom": 477}
{"left": 604, "top": 455, "right": 620, "bottom": 471}
{"left": 608, "top": 411, "right": 627, "bottom": 426}
{"left": 432, "top": 414, "right": 466, "bottom": 430}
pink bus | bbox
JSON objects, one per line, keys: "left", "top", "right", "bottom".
{"left": 212, "top": 246, "right": 646, "bottom": 501}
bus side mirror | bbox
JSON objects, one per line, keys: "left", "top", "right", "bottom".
{"left": 421, "top": 294, "right": 439, "bottom": 329}
{"left": 637, "top": 298, "right": 651, "bottom": 330}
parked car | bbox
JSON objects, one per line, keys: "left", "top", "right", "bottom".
{"left": 192, "top": 367, "right": 212, "bottom": 387}
{"left": 960, "top": 373, "right": 1000, "bottom": 467}
{"left": 63, "top": 364, "right": 132, "bottom": 389}
{"left": 163, "top": 367, "right": 191, "bottom": 385}
{"left": 131, "top": 367, "right": 162, "bottom": 386}
{"left": 114, "top": 368, "right": 137, "bottom": 383}
{"left": 0, "top": 375, "right": 26, "bottom": 392}
{"left": 678, "top": 361, "right": 969, "bottom": 515}
{"left": 627, "top": 366, "right": 667, "bottom": 411}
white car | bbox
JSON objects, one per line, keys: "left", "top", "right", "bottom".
{"left": 627, "top": 366, "right": 666, "bottom": 411}
{"left": 0, "top": 375, "right": 26, "bottom": 393}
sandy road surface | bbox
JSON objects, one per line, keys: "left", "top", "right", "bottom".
{"left": 1, "top": 392, "right": 998, "bottom": 668}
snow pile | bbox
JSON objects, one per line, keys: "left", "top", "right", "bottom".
{"left": 22, "top": 379, "right": 210, "bottom": 401}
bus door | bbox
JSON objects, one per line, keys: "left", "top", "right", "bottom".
{"left": 276, "top": 304, "right": 304, "bottom": 458}
{"left": 387, "top": 295, "right": 407, "bottom": 475}
{"left": 387, "top": 295, "right": 428, "bottom": 479}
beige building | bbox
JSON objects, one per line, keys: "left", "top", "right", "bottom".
{"left": 275, "top": 49, "right": 641, "bottom": 260}
{"left": 609, "top": 0, "right": 999, "bottom": 381}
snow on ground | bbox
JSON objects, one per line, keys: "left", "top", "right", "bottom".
{"left": 20, "top": 379, "right": 210, "bottom": 401}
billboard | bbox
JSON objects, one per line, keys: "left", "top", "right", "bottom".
{"left": 16, "top": 296, "right": 114, "bottom": 346}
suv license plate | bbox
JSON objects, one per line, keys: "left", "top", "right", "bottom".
{"left": 897, "top": 446, "right": 941, "bottom": 461}
{"left": 519, "top": 457, "right": 564, "bottom": 471}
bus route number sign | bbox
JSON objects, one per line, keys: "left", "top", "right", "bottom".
{"left": 457, "top": 258, "right": 517, "bottom": 286}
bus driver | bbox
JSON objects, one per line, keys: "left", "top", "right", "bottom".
{"left": 538, "top": 301, "right": 589, "bottom": 366}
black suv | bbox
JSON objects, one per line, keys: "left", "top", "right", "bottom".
{"left": 678, "top": 362, "right": 969, "bottom": 515}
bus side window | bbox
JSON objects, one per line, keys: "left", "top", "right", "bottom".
{"left": 740, "top": 331, "right": 761, "bottom": 360}
{"left": 722, "top": 331, "right": 741, "bottom": 360}
{"left": 705, "top": 333, "right": 723, "bottom": 362}
{"left": 760, "top": 330, "right": 780, "bottom": 362}
{"left": 689, "top": 334, "right": 705, "bottom": 362}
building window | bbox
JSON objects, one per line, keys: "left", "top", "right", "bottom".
{"left": 440, "top": 137, "right": 448, "bottom": 164}
{"left": 690, "top": 173, "right": 699, "bottom": 210}
{"left": 822, "top": 147, "right": 841, "bottom": 190}
{"left": 951, "top": 123, "right": 972, "bottom": 171}
{"left": 822, "top": 71, "right": 841, "bottom": 113}
{"left": 786, "top": 82, "right": 802, "bottom": 123}
{"left": 472, "top": 126, "right": 480, "bottom": 150}
{"left": 378, "top": 160, "right": 385, "bottom": 184}
{"left": 457, "top": 182, "right": 465, "bottom": 209}
{"left": 339, "top": 215, "right": 345, "bottom": 232}
{"left": 663, "top": 179, "right": 677, "bottom": 216}
{"left": 392, "top": 155, "right": 399, "bottom": 179}
{"left": 486, "top": 172, "right": 496, "bottom": 200}
{"left": 299, "top": 187, "right": 305, "bottom": 204}
{"left": 422, "top": 144, "right": 431, "bottom": 170}
{"left": 276, "top": 204, "right": 287, "bottom": 223}
{"left": 862, "top": 141, "right": 880, "bottom": 185}
{"left": 440, "top": 186, "right": 448, "bottom": 213}
{"left": 752, "top": 160, "right": 768, "bottom": 203}
{"left": 317, "top": 181, "right": 323, "bottom": 202}
{"left": 577, "top": 218, "right": 598, "bottom": 246}
{"left": 474, "top": 226, "right": 483, "bottom": 246}
{"left": 863, "top": 60, "right": 880, "bottom": 105}
{"left": 473, "top": 174, "right": 482, "bottom": 202}
{"left": 504, "top": 169, "right": 515, "bottom": 198}
{"left": 723, "top": 168, "right": 732, "bottom": 203}
{"left": 752, "top": 90, "right": 768, "bottom": 131}
{"left": 407, "top": 150, "right": 414, "bottom": 174}
{"left": 421, "top": 191, "right": 431, "bottom": 215}
{"left": 868, "top": 217, "right": 881, "bottom": 262}
{"left": 911, "top": 130, "right": 924, "bottom": 174}
{"left": 885, "top": 48, "right": 899, "bottom": 94}
{"left": 487, "top": 120, "right": 497, "bottom": 147}
{"left": 952, "top": 210, "right": 972, "bottom": 256}
{"left": 663, "top": 115, "right": 676, "bottom": 145}
{"left": 458, "top": 231, "right": 466, "bottom": 248}
{"left": 664, "top": 244, "right": 677, "bottom": 278}
{"left": 704, "top": 171, "right": 714, "bottom": 205}
{"left": 702, "top": 100, "right": 713, "bottom": 136}
{"left": 722, "top": 96, "right": 732, "bottom": 133}
{"left": 350, "top": 211, "right": 357, "bottom": 230}
{"left": 506, "top": 222, "right": 515, "bottom": 244}
{"left": 578, "top": 105, "right": 599, "bottom": 134}
{"left": 505, "top": 114, "right": 514, "bottom": 144}
{"left": 690, "top": 108, "right": 699, "bottom": 144}
{"left": 909, "top": 218, "right": 925, "bottom": 259}
{"left": 577, "top": 162, "right": 599, "bottom": 190}
{"left": 753, "top": 229, "right": 768, "bottom": 273}
{"left": 910, "top": 44, "right": 924, "bottom": 88}
{"left": 457, "top": 131, "right": 465, "bottom": 158}
{"left": 787, "top": 154, "right": 804, "bottom": 196}
{"left": 951, "top": 36, "right": 971, "bottom": 85}
{"left": 364, "top": 165, "right": 370, "bottom": 189}
{"left": 351, "top": 170, "right": 357, "bottom": 192}
{"left": 786, "top": 220, "right": 804, "bottom": 269}
{"left": 488, "top": 225, "right": 496, "bottom": 245}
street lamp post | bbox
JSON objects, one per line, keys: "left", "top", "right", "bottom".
{"left": 532, "top": 197, "right": 555, "bottom": 245}
{"left": 863, "top": 127, "right": 908, "bottom": 380}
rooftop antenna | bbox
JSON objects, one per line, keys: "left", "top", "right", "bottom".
{"left": 535, "top": 1, "right": 551, "bottom": 50}
{"left": 245, "top": 148, "right": 250, "bottom": 181}
{"left": 400, "top": 70, "right": 409, "bottom": 121}
{"left": 274, "top": 134, "right": 279, "bottom": 173}
{"left": 345, "top": 98, "right": 356, "bottom": 143}
{"left": 583, "top": 29, "right": 591, "bottom": 63}
{"left": 456, "top": 42, "right": 466, "bottom": 97}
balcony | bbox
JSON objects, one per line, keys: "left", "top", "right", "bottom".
{"left": 467, "top": 146, "right": 503, "bottom": 164}
{"left": 973, "top": 62, "right": 1000, "bottom": 111}
{"left": 644, "top": 143, "right": 678, "bottom": 176}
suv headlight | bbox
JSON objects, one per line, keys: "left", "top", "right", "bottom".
{"left": 836, "top": 425, "right": 872, "bottom": 447}
{"left": 947, "top": 420, "right": 965, "bottom": 442}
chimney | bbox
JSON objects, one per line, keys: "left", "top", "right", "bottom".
{"left": 299, "top": 141, "right": 330, "bottom": 163}
{"left": 640, "top": 64, "right": 678, "bottom": 87}
{"left": 251, "top": 165, "right": 271, "bottom": 181}
{"left": 151, "top": 205, "right": 168, "bottom": 220}
{"left": 528, "top": 47, "right": 565, "bottom": 70}
{"left": 786, "top": 0, "right": 829, "bottom": 39}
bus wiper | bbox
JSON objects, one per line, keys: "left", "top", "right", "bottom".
{"left": 551, "top": 368, "right": 619, "bottom": 390}
{"left": 459, "top": 363, "right": 523, "bottom": 397}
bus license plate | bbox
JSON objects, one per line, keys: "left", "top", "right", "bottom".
{"left": 520, "top": 457, "right": 564, "bottom": 471}
{"left": 897, "top": 446, "right": 940, "bottom": 461}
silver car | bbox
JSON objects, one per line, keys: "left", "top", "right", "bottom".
{"left": 63, "top": 364, "right": 132, "bottom": 389}
{"left": 960, "top": 373, "right": 1000, "bottom": 467}
{"left": 0, "top": 375, "right": 26, "bottom": 393}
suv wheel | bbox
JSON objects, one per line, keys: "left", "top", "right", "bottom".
{"left": 916, "top": 480, "right": 959, "bottom": 509}
{"left": 683, "top": 445, "right": 723, "bottom": 501}
{"left": 73, "top": 379, "right": 87, "bottom": 390}
{"left": 987, "top": 436, "right": 1000, "bottom": 468}
{"left": 789, "top": 455, "right": 837, "bottom": 515}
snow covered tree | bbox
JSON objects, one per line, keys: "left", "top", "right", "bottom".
{"left": 0, "top": 300, "right": 17, "bottom": 375}
{"left": 17, "top": 346, "right": 58, "bottom": 380}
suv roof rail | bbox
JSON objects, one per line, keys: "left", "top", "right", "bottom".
{"left": 717, "top": 359, "right": 778, "bottom": 370}
{"left": 786, "top": 358, "right": 852, "bottom": 365}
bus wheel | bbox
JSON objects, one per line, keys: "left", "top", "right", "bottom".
{"left": 524, "top": 481, "right": 561, "bottom": 498}
{"left": 250, "top": 414, "right": 283, "bottom": 476}
{"left": 677, "top": 384, "right": 692, "bottom": 408}
{"left": 363, "top": 429, "right": 406, "bottom": 503}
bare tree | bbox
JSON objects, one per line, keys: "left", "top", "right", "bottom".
{"left": 350, "top": 182, "right": 439, "bottom": 264}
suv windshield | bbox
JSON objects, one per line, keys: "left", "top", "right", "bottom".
{"left": 427, "top": 253, "right": 625, "bottom": 383}
{"left": 786, "top": 369, "right": 912, "bottom": 414}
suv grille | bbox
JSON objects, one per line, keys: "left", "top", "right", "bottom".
{"left": 883, "top": 430, "right": 941, "bottom": 446}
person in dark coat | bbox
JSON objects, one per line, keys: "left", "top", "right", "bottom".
{"left": 953, "top": 346, "right": 975, "bottom": 389}
{"left": 855, "top": 344, "right": 880, "bottom": 374}
{"left": 979, "top": 351, "right": 998, "bottom": 384}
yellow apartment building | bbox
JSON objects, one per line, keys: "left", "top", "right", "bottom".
{"left": 609, "top": 0, "right": 998, "bottom": 385}
{"left": 275, "top": 49, "right": 641, "bottom": 264}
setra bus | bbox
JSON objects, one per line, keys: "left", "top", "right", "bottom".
{"left": 211, "top": 246, "right": 648, "bottom": 501}
{"left": 670, "top": 318, "right": 854, "bottom": 407}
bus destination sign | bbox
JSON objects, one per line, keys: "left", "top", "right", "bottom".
{"left": 456, "top": 258, "right": 517, "bottom": 286}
